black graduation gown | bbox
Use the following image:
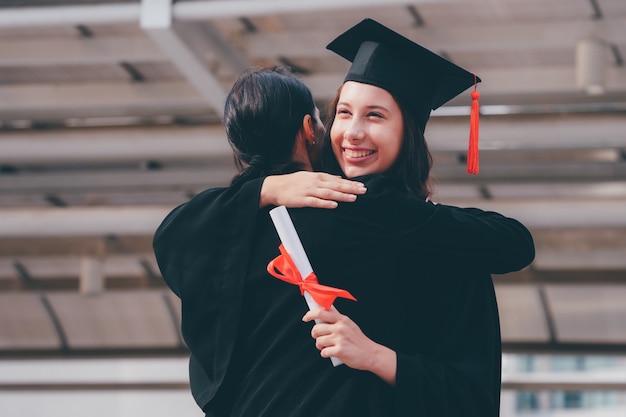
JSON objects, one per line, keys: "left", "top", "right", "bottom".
{"left": 153, "top": 174, "right": 535, "bottom": 417}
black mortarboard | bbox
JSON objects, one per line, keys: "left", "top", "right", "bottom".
{"left": 326, "top": 18, "right": 481, "bottom": 174}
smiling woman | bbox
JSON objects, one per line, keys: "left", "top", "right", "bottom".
{"left": 330, "top": 81, "right": 404, "bottom": 179}
{"left": 319, "top": 18, "right": 480, "bottom": 200}
{"left": 261, "top": 18, "right": 534, "bottom": 417}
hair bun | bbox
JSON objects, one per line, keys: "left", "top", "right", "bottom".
{"left": 249, "top": 155, "right": 268, "bottom": 171}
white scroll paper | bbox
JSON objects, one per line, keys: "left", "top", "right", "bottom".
{"left": 269, "top": 205, "right": 343, "bottom": 367}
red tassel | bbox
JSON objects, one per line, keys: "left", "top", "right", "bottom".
{"left": 467, "top": 74, "right": 480, "bottom": 175}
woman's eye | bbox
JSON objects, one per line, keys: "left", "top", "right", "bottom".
{"left": 368, "top": 112, "right": 383, "bottom": 118}
{"left": 336, "top": 108, "right": 350, "bottom": 116}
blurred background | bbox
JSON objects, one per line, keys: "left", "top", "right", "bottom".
{"left": 0, "top": 0, "right": 625, "bottom": 416}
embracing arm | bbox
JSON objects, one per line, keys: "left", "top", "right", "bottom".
{"left": 260, "top": 171, "right": 366, "bottom": 209}
{"left": 422, "top": 204, "right": 535, "bottom": 273}
{"left": 153, "top": 178, "right": 265, "bottom": 296}
{"left": 152, "top": 178, "right": 267, "bottom": 410}
{"left": 336, "top": 175, "right": 534, "bottom": 274}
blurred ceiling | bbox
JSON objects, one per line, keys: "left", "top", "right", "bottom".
{"left": 0, "top": 0, "right": 625, "bottom": 359}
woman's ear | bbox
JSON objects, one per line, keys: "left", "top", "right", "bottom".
{"left": 301, "top": 114, "right": 315, "bottom": 144}
{"left": 292, "top": 114, "right": 314, "bottom": 171}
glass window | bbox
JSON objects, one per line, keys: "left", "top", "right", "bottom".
{"left": 515, "top": 391, "right": 539, "bottom": 411}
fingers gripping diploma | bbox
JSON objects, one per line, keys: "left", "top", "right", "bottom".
{"left": 302, "top": 307, "right": 398, "bottom": 386}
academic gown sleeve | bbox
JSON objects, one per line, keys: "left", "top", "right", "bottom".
{"left": 420, "top": 203, "right": 535, "bottom": 274}
{"left": 152, "top": 177, "right": 264, "bottom": 410}
{"left": 350, "top": 175, "right": 535, "bottom": 274}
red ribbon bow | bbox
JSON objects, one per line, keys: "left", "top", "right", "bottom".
{"left": 266, "top": 244, "right": 356, "bottom": 310}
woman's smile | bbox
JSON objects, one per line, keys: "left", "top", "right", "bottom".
{"left": 343, "top": 147, "right": 376, "bottom": 160}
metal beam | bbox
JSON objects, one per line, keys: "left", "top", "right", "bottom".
{"left": 1, "top": 114, "right": 625, "bottom": 164}
{"left": 3, "top": 170, "right": 626, "bottom": 199}
{"left": 502, "top": 381, "right": 626, "bottom": 391}
{"left": 0, "top": 125, "right": 231, "bottom": 164}
{"left": 304, "top": 67, "right": 626, "bottom": 100}
{"left": 172, "top": 20, "right": 249, "bottom": 75}
{"left": 1, "top": 199, "right": 626, "bottom": 237}
{"left": 0, "top": 36, "right": 163, "bottom": 66}
{"left": 3, "top": 263, "right": 625, "bottom": 290}
{"left": 0, "top": 81, "right": 209, "bottom": 121}
{"left": 0, "top": 255, "right": 152, "bottom": 279}
{"left": 39, "top": 294, "right": 70, "bottom": 352}
{"left": 0, "top": 236, "right": 153, "bottom": 257}
{"left": 0, "top": 71, "right": 625, "bottom": 122}
{"left": 4, "top": 379, "right": 626, "bottom": 392}
{"left": 243, "top": 18, "right": 626, "bottom": 57}
{"left": 533, "top": 249, "right": 626, "bottom": 271}
{"left": 0, "top": 1, "right": 450, "bottom": 28}
{"left": 496, "top": 270, "right": 626, "bottom": 285}
{"left": 503, "top": 342, "right": 626, "bottom": 355}
{"left": 0, "top": 2, "right": 141, "bottom": 27}
{"left": 7, "top": 258, "right": 626, "bottom": 290}
{"left": 432, "top": 162, "right": 626, "bottom": 182}
{"left": 0, "top": 382, "right": 189, "bottom": 391}
{"left": 0, "top": 348, "right": 188, "bottom": 359}
{"left": 171, "top": 0, "right": 480, "bottom": 20}
{"left": 140, "top": 0, "right": 228, "bottom": 113}
{"left": 22, "top": 232, "right": 626, "bottom": 263}
{"left": 442, "top": 199, "right": 626, "bottom": 230}
{"left": 0, "top": 206, "right": 172, "bottom": 237}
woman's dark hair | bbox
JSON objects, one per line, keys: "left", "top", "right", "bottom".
{"left": 223, "top": 66, "right": 317, "bottom": 183}
{"left": 320, "top": 84, "right": 433, "bottom": 199}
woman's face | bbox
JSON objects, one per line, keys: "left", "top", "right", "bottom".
{"left": 330, "top": 81, "right": 404, "bottom": 178}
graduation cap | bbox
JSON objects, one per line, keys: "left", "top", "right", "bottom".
{"left": 326, "top": 18, "right": 481, "bottom": 174}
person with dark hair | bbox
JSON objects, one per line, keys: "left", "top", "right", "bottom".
{"left": 224, "top": 66, "right": 366, "bottom": 208}
{"left": 224, "top": 66, "right": 320, "bottom": 178}
{"left": 154, "top": 66, "right": 366, "bottom": 414}
{"left": 154, "top": 20, "right": 534, "bottom": 417}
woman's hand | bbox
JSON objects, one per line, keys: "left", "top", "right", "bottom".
{"left": 302, "top": 307, "right": 397, "bottom": 386}
{"left": 260, "top": 172, "right": 366, "bottom": 209}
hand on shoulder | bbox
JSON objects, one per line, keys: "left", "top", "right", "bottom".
{"left": 260, "top": 171, "right": 367, "bottom": 209}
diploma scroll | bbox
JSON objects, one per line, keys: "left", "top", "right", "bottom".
{"left": 269, "top": 205, "right": 343, "bottom": 367}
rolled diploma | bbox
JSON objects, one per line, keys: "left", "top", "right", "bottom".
{"left": 269, "top": 205, "right": 343, "bottom": 367}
